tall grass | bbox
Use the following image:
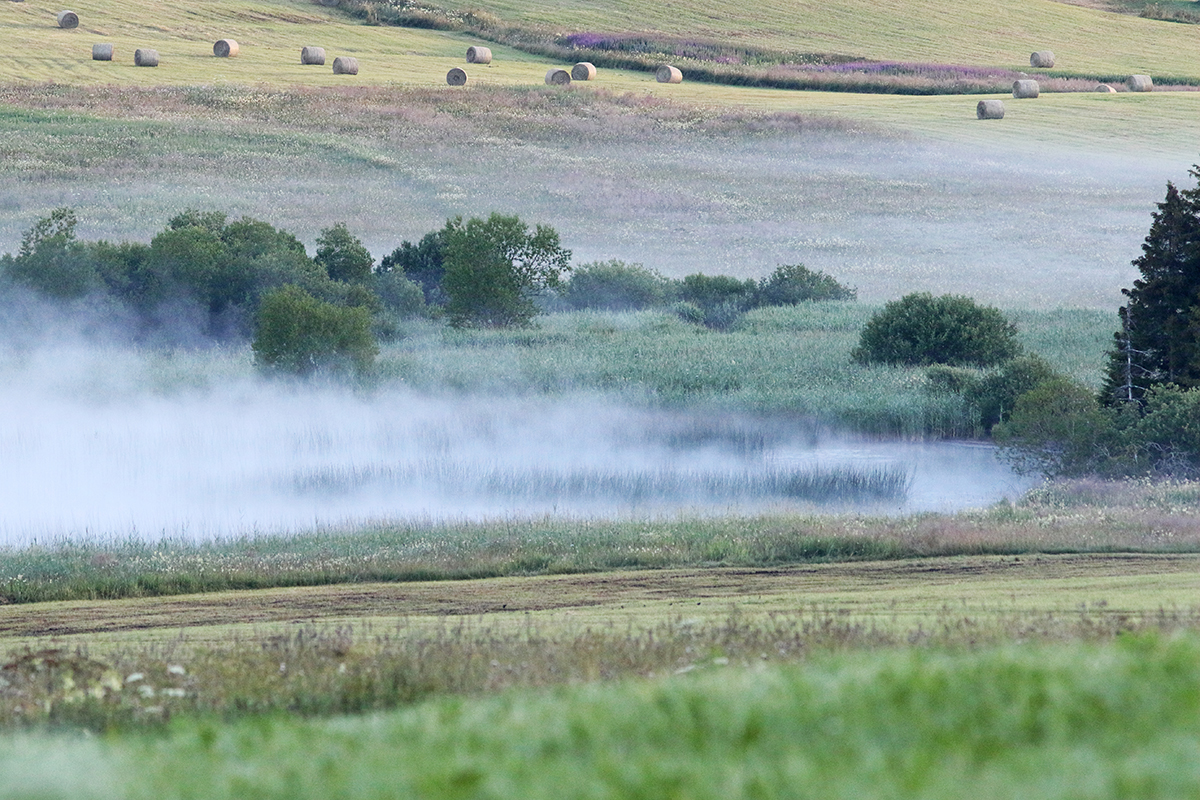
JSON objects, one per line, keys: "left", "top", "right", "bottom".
{"left": 381, "top": 304, "right": 1114, "bottom": 433}
{"left": 7, "top": 635, "right": 1200, "bottom": 797}
{"left": 3, "top": 477, "right": 1198, "bottom": 605}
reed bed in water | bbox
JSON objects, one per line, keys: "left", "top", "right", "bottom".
{"left": 2, "top": 478, "right": 1199, "bottom": 604}
{"left": 288, "top": 461, "right": 911, "bottom": 505}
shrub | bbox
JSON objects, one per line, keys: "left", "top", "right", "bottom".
{"left": 561, "top": 260, "right": 672, "bottom": 311}
{"left": 852, "top": 292, "right": 1022, "bottom": 367}
{"left": 994, "top": 378, "right": 1119, "bottom": 476}
{"left": 373, "top": 271, "right": 427, "bottom": 319}
{"left": 252, "top": 285, "right": 378, "bottom": 376}
{"left": 755, "top": 263, "right": 856, "bottom": 305}
{"left": 676, "top": 273, "right": 757, "bottom": 311}
{"left": 671, "top": 301, "right": 705, "bottom": 325}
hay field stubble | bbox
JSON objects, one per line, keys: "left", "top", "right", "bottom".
{"left": 4, "top": 0, "right": 1200, "bottom": 305}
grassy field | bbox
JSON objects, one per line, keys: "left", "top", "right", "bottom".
{"left": 5, "top": 636, "right": 1200, "bottom": 799}
{"left": 4, "top": 0, "right": 1200, "bottom": 794}
{"left": 8, "top": 0, "right": 1200, "bottom": 84}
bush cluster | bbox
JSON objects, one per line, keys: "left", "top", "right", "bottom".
{"left": 557, "top": 261, "right": 855, "bottom": 328}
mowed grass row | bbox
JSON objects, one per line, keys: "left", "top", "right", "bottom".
{"left": 2, "top": 550, "right": 1200, "bottom": 730}
{"left": 5, "top": 636, "right": 1200, "bottom": 799}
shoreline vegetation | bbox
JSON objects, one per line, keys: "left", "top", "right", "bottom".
{"left": 2, "top": 477, "right": 1198, "bottom": 605}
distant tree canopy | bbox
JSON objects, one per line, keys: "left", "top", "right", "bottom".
{"left": 1104, "top": 168, "right": 1200, "bottom": 403}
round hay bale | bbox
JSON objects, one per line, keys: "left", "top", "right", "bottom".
{"left": 656, "top": 65, "right": 682, "bottom": 84}
{"left": 1029, "top": 50, "right": 1055, "bottom": 68}
{"left": 1128, "top": 74, "right": 1153, "bottom": 92}
{"left": 976, "top": 99, "right": 1005, "bottom": 119}
{"left": 92, "top": 43, "right": 113, "bottom": 61}
{"left": 134, "top": 48, "right": 158, "bottom": 67}
{"left": 466, "top": 46, "right": 492, "bottom": 64}
{"left": 301, "top": 46, "right": 326, "bottom": 65}
{"left": 446, "top": 67, "right": 467, "bottom": 86}
{"left": 1096, "top": 83, "right": 1117, "bottom": 93}
{"left": 1012, "top": 79, "right": 1039, "bottom": 99}
{"left": 545, "top": 67, "right": 571, "bottom": 86}
{"left": 56, "top": 10, "right": 78, "bottom": 28}
{"left": 332, "top": 56, "right": 359, "bottom": 75}
{"left": 213, "top": 39, "right": 238, "bottom": 58}
{"left": 571, "top": 61, "right": 596, "bottom": 81}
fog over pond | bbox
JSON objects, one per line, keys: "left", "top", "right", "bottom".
{"left": 0, "top": 334, "right": 1034, "bottom": 546}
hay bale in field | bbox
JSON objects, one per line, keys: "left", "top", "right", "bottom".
{"left": 332, "top": 56, "right": 359, "bottom": 75}
{"left": 56, "top": 10, "right": 78, "bottom": 28}
{"left": 92, "top": 43, "right": 113, "bottom": 61}
{"left": 1030, "top": 50, "right": 1055, "bottom": 68}
{"left": 656, "top": 65, "right": 682, "bottom": 84}
{"left": 976, "top": 99, "right": 1005, "bottom": 119}
{"left": 571, "top": 61, "right": 596, "bottom": 81}
{"left": 213, "top": 39, "right": 238, "bottom": 58}
{"left": 1128, "top": 74, "right": 1153, "bottom": 92}
{"left": 134, "top": 48, "right": 158, "bottom": 67}
{"left": 446, "top": 67, "right": 467, "bottom": 86}
{"left": 1012, "top": 79, "right": 1039, "bottom": 99}
{"left": 301, "top": 46, "right": 326, "bottom": 65}
{"left": 466, "top": 46, "right": 492, "bottom": 64}
{"left": 1096, "top": 83, "right": 1117, "bottom": 93}
{"left": 545, "top": 67, "right": 571, "bottom": 86}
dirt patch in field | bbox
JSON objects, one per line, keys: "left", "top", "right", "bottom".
{"left": 1, "top": 554, "right": 1197, "bottom": 638}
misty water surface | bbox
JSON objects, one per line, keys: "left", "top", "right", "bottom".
{"left": 0, "top": 341, "right": 1034, "bottom": 545}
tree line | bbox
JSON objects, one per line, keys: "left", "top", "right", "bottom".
{"left": 0, "top": 208, "right": 854, "bottom": 374}
{"left": 851, "top": 166, "right": 1200, "bottom": 479}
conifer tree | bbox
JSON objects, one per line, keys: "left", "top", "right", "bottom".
{"left": 1103, "top": 170, "right": 1200, "bottom": 402}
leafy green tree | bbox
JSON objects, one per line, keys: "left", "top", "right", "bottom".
{"left": 441, "top": 214, "right": 571, "bottom": 327}
{"left": 315, "top": 223, "right": 374, "bottom": 285}
{"left": 1103, "top": 171, "right": 1200, "bottom": 403}
{"left": 144, "top": 211, "right": 330, "bottom": 336}
{"left": 380, "top": 230, "right": 447, "bottom": 306}
{"left": 852, "top": 292, "right": 1022, "bottom": 367}
{"left": 4, "top": 208, "right": 99, "bottom": 298}
{"left": 252, "top": 285, "right": 377, "bottom": 376}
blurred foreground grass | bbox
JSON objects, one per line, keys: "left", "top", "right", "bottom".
{"left": 5, "top": 634, "right": 1200, "bottom": 798}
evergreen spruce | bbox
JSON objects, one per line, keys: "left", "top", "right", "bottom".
{"left": 1103, "top": 171, "right": 1200, "bottom": 402}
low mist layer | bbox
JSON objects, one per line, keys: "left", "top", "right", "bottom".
{"left": 0, "top": 335, "right": 1034, "bottom": 545}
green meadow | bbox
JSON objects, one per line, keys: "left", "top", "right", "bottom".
{"left": 4, "top": 0, "right": 1200, "bottom": 796}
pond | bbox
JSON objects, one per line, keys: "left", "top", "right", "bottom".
{"left": 0, "top": 378, "right": 1035, "bottom": 545}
